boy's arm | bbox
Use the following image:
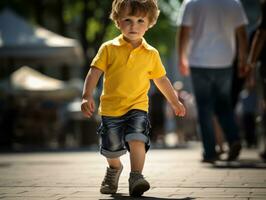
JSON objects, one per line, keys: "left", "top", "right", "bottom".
{"left": 153, "top": 75, "right": 186, "bottom": 116}
{"left": 81, "top": 67, "right": 103, "bottom": 118}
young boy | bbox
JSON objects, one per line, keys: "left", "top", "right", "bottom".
{"left": 81, "top": 0, "right": 185, "bottom": 197}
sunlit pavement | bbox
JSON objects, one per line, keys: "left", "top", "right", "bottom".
{"left": 0, "top": 142, "right": 266, "bottom": 200}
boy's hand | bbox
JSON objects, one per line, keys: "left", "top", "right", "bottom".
{"left": 81, "top": 96, "right": 95, "bottom": 118}
{"left": 171, "top": 100, "right": 186, "bottom": 117}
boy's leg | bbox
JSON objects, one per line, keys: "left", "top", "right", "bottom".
{"left": 98, "top": 115, "right": 127, "bottom": 194}
{"left": 128, "top": 140, "right": 145, "bottom": 172}
{"left": 107, "top": 158, "right": 122, "bottom": 170}
{"left": 124, "top": 109, "right": 151, "bottom": 196}
{"left": 100, "top": 158, "right": 123, "bottom": 194}
{"left": 128, "top": 140, "right": 150, "bottom": 197}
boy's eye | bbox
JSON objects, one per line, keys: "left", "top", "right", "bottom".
{"left": 124, "top": 18, "right": 131, "bottom": 22}
{"left": 138, "top": 19, "right": 145, "bottom": 23}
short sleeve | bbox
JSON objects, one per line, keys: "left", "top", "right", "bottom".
{"left": 91, "top": 44, "right": 108, "bottom": 72}
{"left": 149, "top": 50, "right": 166, "bottom": 79}
{"left": 177, "top": 0, "right": 194, "bottom": 26}
{"left": 232, "top": 0, "right": 248, "bottom": 27}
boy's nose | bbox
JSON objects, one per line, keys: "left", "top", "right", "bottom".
{"left": 130, "top": 22, "right": 137, "bottom": 28}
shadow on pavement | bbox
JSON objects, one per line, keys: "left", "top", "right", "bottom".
{"left": 212, "top": 159, "right": 266, "bottom": 169}
{"left": 99, "top": 193, "right": 195, "bottom": 200}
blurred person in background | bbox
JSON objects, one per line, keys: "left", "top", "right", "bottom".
{"left": 177, "top": 0, "right": 249, "bottom": 163}
{"left": 212, "top": 115, "right": 226, "bottom": 156}
{"left": 247, "top": 0, "right": 266, "bottom": 160}
{"left": 149, "top": 89, "right": 166, "bottom": 147}
{"left": 172, "top": 81, "right": 198, "bottom": 145}
{"left": 238, "top": 77, "right": 258, "bottom": 148}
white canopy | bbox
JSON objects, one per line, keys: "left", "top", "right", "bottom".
{"left": 0, "top": 8, "right": 84, "bottom": 66}
{"left": 11, "top": 66, "right": 64, "bottom": 91}
{"left": 0, "top": 66, "right": 81, "bottom": 99}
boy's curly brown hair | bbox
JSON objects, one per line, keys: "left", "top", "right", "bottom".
{"left": 110, "top": 0, "right": 160, "bottom": 28}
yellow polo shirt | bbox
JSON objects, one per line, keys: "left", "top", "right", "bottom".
{"left": 91, "top": 35, "right": 166, "bottom": 116}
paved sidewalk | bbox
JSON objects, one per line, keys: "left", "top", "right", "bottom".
{"left": 0, "top": 142, "right": 266, "bottom": 200}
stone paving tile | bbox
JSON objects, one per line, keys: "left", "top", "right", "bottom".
{"left": 195, "top": 198, "right": 247, "bottom": 200}
{"left": 0, "top": 198, "right": 63, "bottom": 200}
{"left": 249, "top": 198, "right": 266, "bottom": 200}
{"left": 0, "top": 143, "right": 266, "bottom": 199}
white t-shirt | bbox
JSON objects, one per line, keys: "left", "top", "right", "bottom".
{"left": 177, "top": 0, "right": 248, "bottom": 68}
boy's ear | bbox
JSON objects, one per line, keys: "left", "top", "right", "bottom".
{"left": 147, "top": 23, "right": 152, "bottom": 30}
{"left": 115, "top": 21, "right": 120, "bottom": 29}
{"left": 148, "top": 22, "right": 155, "bottom": 28}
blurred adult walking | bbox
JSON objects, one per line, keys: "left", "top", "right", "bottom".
{"left": 177, "top": 0, "right": 249, "bottom": 163}
{"left": 247, "top": 0, "right": 266, "bottom": 160}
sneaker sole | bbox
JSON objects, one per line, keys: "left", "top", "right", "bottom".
{"left": 100, "top": 188, "right": 117, "bottom": 194}
{"left": 130, "top": 179, "right": 150, "bottom": 197}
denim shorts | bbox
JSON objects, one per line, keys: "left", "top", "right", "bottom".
{"left": 97, "top": 109, "right": 151, "bottom": 158}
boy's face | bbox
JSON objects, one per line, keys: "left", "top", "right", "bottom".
{"left": 117, "top": 9, "right": 149, "bottom": 45}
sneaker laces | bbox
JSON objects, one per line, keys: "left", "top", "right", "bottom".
{"left": 102, "top": 168, "right": 118, "bottom": 186}
{"left": 129, "top": 172, "right": 144, "bottom": 183}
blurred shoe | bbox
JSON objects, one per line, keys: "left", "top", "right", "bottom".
{"left": 201, "top": 155, "right": 220, "bottom": 164}
{"left": 129, "top": 172, "right": 150, "bottom": 197}
{"left": 217, "top": 149, "right": 226, "bottom": 156}
{"left": 227, "top": 141, "right": 242, "bottom": 161}
{"left": 100, "top": 165, "right": 123, "bottom": 194}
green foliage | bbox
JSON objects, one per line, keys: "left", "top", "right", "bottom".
{"left": 63, "top": 1, "right": 83, "bottom": 24}
{"left": 86, "top": 18, "right": 101, "bottom": 41}
{"left": 104, "top": 24, "right": 120, "bottom": 41}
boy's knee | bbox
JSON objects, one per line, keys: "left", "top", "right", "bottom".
{"left": 128, "top": 140, "right": 145, "bottom": 146}
{"left": 126, "top": 137, "right": 150, "bottom": 153}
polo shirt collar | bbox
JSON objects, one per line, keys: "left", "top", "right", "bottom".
{"left": 111, "top": 34, "right": 152, "bottom": 50}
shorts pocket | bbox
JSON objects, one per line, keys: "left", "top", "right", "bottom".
{"left": 145, "top": 117, "right": 151, "bottom": 136}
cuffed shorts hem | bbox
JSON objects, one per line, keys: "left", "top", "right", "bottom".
{"left": 125, "top": 133, "right": 150, "bottom": 152}
{"left": 100, "top": 148, "right": 127, "bottom": 158}
{"left": 125, "top": 133, "right": 149, "bottom": 143}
